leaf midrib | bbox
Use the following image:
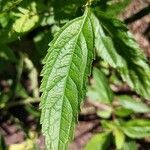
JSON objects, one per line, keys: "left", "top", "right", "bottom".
{"left": 56, "top": 9, "right": 90, "bottom": 149}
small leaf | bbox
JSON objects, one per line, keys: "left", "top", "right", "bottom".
{"left": 87, "top": 67, "right": 113, "bottom": 104}
{"left": 97, "top": 109, "right": 112, "bottom": 119}
{"left": 122, "top": 119, "right": 150, "bottom": 138}
{"left": 85, "top": 132, "right": 111, "bottom": 150}
{"left": 40, "top": 8, "right": 95, "bottom": 150}
{"left": 118, "top": 96, "right": 150, "bottom": 113}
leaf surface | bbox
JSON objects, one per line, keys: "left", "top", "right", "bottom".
{"left": 40, "top": 8, "right": 95, "bottom": 150}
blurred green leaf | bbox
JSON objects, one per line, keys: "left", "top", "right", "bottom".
{"left": 34, "top": 30, "right": 53, "bottom": 58}
{"left": 0, "top": 0, "right": 22, "bottom": 12}
{"left": 113, "top": 127, "right": 125, "bottom": 149}
{"left": 118, "top": 96, "right": 150, "bottom": 113}
{"left": 0, "top": 135, "right": 7, "bottom": 150}
{"left": 101, "top": 120, "right": 125, "bottom": 149}
{"left": 25, "top": 104, "right": 40, "bottom": 117}
{"left": 122, "top": 141, "right": 137, "bottom": 150}
{"left": 97, "top": 108, "right": 112, "bottom": 119}
{"left": 0, "top": 13, "right": 9, "bottom": 27}
{"left": 13, "top": 2, "right": 39, "bottom": 33}
{"left": 0, "top": 43, "right": 17, "bottom": 62}
{"left": 15, "top": 83, "right": 28, "bottom": 99}
{"left": 114, "top": 107, "right": 133, "bottom": 117}
{"left": 87, "top": 67, "right": 113, "bottom": 104}
{"left": 94, "top": 12, "right": 150, "bottom": 99}
{"left": 104, "top": 0, "right": 132, "bottom": 17}
{"left": 85, "top": 132, "right": 111, "bottom": 150}
{"left": 123, "top": 119, "right": 150, "bottom": 138}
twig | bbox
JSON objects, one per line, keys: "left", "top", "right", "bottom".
{"left": 125, "top": 5, "right": 150, "bottom": 24}
{"left": 0, "top": 97, "right": 40, "bottom": 110}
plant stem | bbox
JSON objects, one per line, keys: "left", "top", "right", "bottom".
{"left": 0, "top": 97, "right": 40, "bottom": 110}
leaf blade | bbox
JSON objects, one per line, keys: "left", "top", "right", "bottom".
{"left": 40, "top": 8, "right": 95, "bottom": 150}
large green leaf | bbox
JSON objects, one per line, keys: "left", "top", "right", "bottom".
{"left": 85, "top": 132, "right": 111, "bottom": 150}
{"left": 87, "top": 67, "right": 113, "bottom": 104}
{"left": 94, "top": 12, "right": 150, "bottom": 99}
{"left": 40, "top": 8, "right": 95, "bottom": 150}
{"left": 122, "top": 119, "right": 150, "bottom": 138}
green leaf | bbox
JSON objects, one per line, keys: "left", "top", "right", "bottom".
{"left": 122, "top": 119, "right": 150, "bottom": 138}
{"left": 87, "top": 67, "right": 113, "bottom": 104}
{"left": 0, "top": 0, "right": 22, "bottom": 12}
{"left": 118, "top": 96, "right": 150, "bottom": 113}
{"left": 104, "top": 0, "right": 132, "bottom": 17}
{"left": 114, "top": 127, "right": 125, "bottom": 150}
{"left": 13, "top": 2, "right": 39, "bottom": 33}
{"left": 84, "top": 132, "right": 111, "bottom": 150}
{"left": 0, "top": 135, "right": 6, "bottom": 150}
{"left": 0, "top": 43, "right": 17, "bottom": 62}
{"left": 114, "top": 107, "right": 133, "bottom": 117}
{"left": 0, "top": 13, "right": 9, "bottom": 27}
{"left": 97, "top": 109, "right": 112, "bottom": 119}
{"left": 40, "top": 8, "right": 95, "bottom": 150}
{"left": 94, "top": 12, "right": 150, "bottom": 99}
{"left": 101, "top": 120, "right": 125, "bottom": 149}
{"left": 15, "top": 83, "right": 28, "bottom": 99}
{"left": 122, "top": 141, "right": 137, "bottom": 150}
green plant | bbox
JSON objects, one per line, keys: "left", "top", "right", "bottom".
{"left": 0, "top": 0, "right": 150, "bottom": 150}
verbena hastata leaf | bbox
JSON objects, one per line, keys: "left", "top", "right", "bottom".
{"left": 87, "top": 67, "right": 113, "bottom": 104}
{"left": 94, "top": 12, "right": 150, "bottom": 99}
{"left": 40, "top": 8, "right": 95, "bottom": 150}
